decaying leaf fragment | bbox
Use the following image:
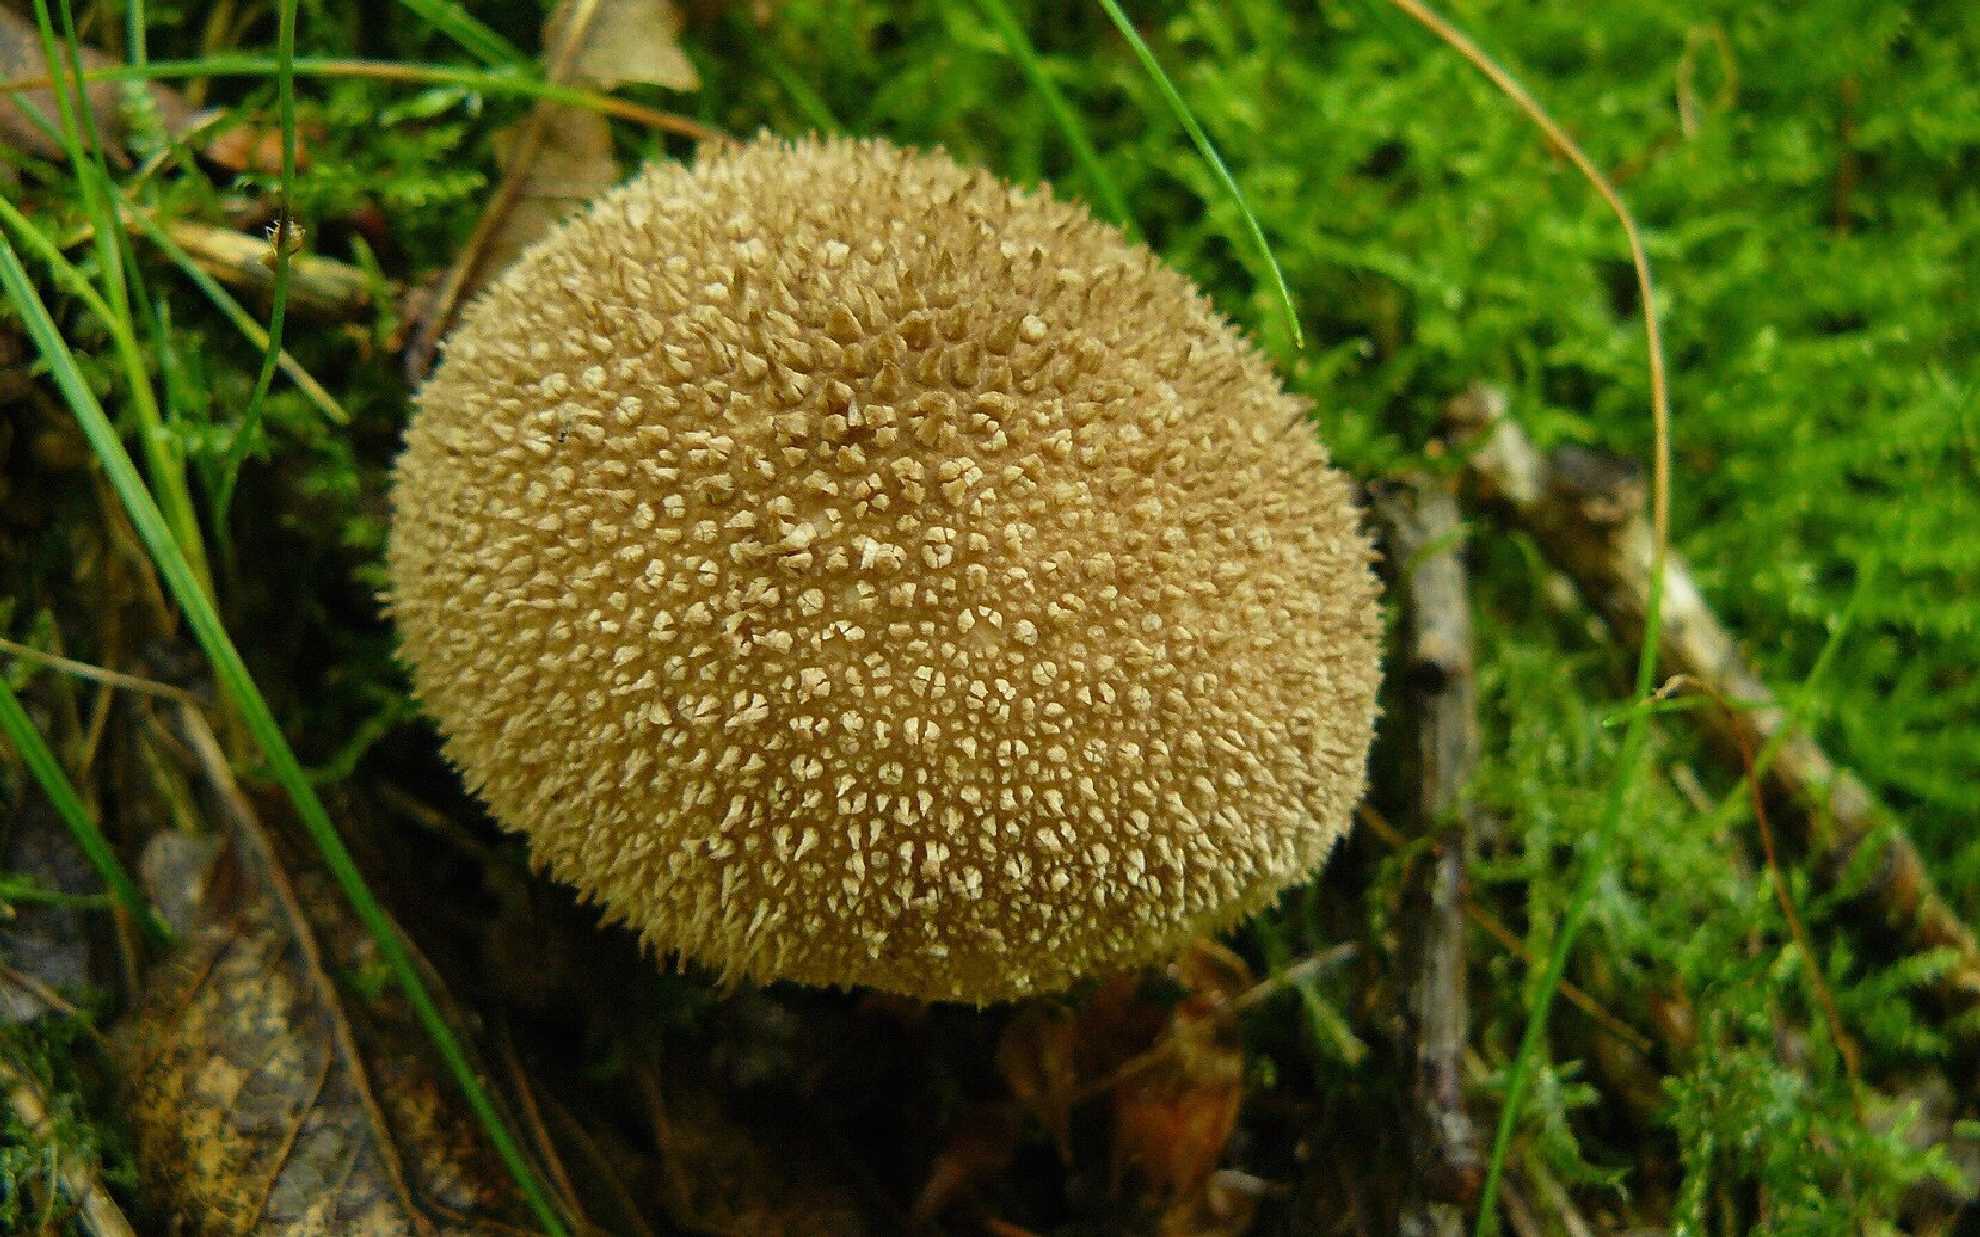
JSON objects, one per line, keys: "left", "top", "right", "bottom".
{"left": 1107, "top": 944, "right": 1250, "bottom": 1212}
{"left": 109, "top": 713, "right": 536, "bottom": 1235}
{"left": 477, "top": 106, "right": 620, "bottom": 289}
{"left": 980, "top": 941, "right": 1256, "bottom": 1232}
{"left": 543, "top": 0, "right": 700, "bottom": 93}
{"left": 405, "top": 0, "right": 704, "bottom": 378}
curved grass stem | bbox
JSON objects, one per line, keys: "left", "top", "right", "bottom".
{"left": 212, "top": 0, "right": 298, "bottom": 521}
{"left": 1095, "top": 0, "right": 1302, "bottom": 347}
{"left": 1372, "top": 3, "right": 1673, "bottom": 1232}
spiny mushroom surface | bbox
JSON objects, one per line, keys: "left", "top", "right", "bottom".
{"left": 387, "top": 135, "right": 1381, "bottom": 1003}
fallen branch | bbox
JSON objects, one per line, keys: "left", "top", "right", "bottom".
{"left": 1446, "top": 385, "right": 1980, "bottom": 1024}
{"left": 150, "top": 216, "right": 382, "bottom": 320}
{"left": 1372, "top": 476, "right": 1485, "bottom": 1230}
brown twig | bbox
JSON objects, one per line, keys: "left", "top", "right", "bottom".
{"left": 543, "top": 1092, "right": 658, "bottom": 1237}
{"left": 1372, "top": 475, "right": 1485, "bottom": 1224}
{"left": 1446, "top": 385, "right": 1980, "bottom": 1028}
{"left": 0, "top": 635, "right": 203, "bottom": 707}
{"left": 0, "top": 965, "right": 108, "bottom": 1048}
{"left": 498, "top": 1029, "right": 591, "bottom": 1231}
{"left": 146, "top": 214, "right": 382, "bottom": 320}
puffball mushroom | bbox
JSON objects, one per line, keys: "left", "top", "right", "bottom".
{"left": 387, "top": 135, "right": 1381, "bottom": 1003}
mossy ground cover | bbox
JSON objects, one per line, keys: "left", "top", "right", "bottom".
{"left": 1, "top": 1, "right": 1975, "bottom": 1232}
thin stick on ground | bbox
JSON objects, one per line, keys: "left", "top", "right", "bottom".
{"left": 498, "top": 1029, "right": 591, "bottom": 1231}
{"left": 143, "top": 214, "right": 383, "bottom": 319}
{"left": 1373, "top": 475, "right": 1486, "bottom": 1228}
{"left": 1446, "top": 386, "right": 1980, "bottom": 1027}
{"left": 0, "top": 635, "right": 202, "bottom": 706}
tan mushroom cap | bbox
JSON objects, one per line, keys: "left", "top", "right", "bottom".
{"left": 387, "top": 135, "right": 1381, "bottom": 1003}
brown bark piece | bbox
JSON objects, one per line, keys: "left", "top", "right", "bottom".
{"left": 1373, "top": 475, "right": 1485, "bottom": 1234}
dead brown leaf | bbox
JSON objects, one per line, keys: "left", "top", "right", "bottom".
{"left": 544, "top": 0, "right": 700, "bottom": 92}
{"left": 1109, "top": 944, "right": 1250, "bottom": 1211}
{"left": 479, "top": 105, "right": 621, "bottom": 288}
{"left": 403, "top": 0, "right": 707, "bottom": 381}
{"left": 201, "top": 118, "right": 318, "bottom": 174}
{"left": 982, "top": 944, "right": 1261, "bottom": 1234}
{"left": 0, "top": 5, "right": 196, "bottom": 164}
{"left": 109, "top": 710, "right": 542, "bottom": 1235}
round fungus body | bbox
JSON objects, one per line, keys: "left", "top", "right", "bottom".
{"left": 387, "top": 135, "right": 1382, "bottom": 1003}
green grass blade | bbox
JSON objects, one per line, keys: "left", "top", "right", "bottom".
{"left": 1475, "top": 564, "right": 1661, "bottom": 1235}
{"left": 397, "top": 0, "right": 526, "bottom": 67}
{"left": 973, "top": 0, "right": 1137, "bottom": 236}
{"left": 214, "top": 0, "right": 300, "bottom": 521}
{"left": 1093, "top": 0, "right": 1301, "bottom": 347}
{"left": 125, "top": 0, "right": 147, "bottom": 69}
{"left": 51, "top": 0, "right": 195, "bottom": 509}
{"left": 0, "top": 874, "right": 116, "bottom": 911}
{"left": 0, "top": 194, "right": 212, "bottom": 595}
{"left": 126, "top": 209, "right": 349, "bottom": 426}
{"left": 0, "top": 233, "right": 570, "bottom": 1237}
{"left": 22, "top": 0, "right": 212, "bottom": 595}
{"left": 122, "top": 0, "right": 214, "bottom": 493}
{"left": 38, "top": 0, "right": 131, "bottom": 323}
{"left": 731, "top": 11, "right": 840, "bottom": 132}
{"left": 33, "top": 55, "right": 684, "bottom": 127}
{"left": 31, "top": 0, "right": 210, "bottom": 575}
{"left": 0, "top": 673, "right": 170, "bottom": 944}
